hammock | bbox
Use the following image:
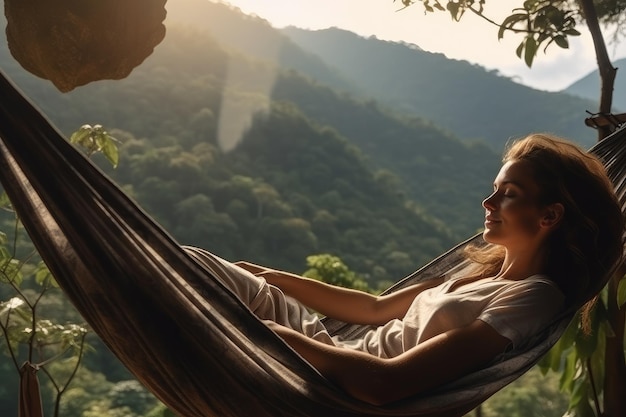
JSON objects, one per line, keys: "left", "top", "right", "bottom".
{"left": 0, "top": 69, "right": 624, "bottom": 417}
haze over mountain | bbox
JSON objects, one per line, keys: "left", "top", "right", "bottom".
{"left": 563, "top": 57, "right": 626, "bottom": 112}
{"left": 166, "top": 0, "right": 602, "bottom": 149}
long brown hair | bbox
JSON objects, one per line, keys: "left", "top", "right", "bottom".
{"left": 466, "top": 133, "right": 624, "bottom": 327}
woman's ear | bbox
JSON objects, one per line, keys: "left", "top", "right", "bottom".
{"left": 541, "top": 203, "right": 564, "bottom": 228}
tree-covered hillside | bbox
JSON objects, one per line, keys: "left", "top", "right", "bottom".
{"left": 164, "top": 0, "right": 503, "bottom": 237}
{"left": 281, "top": 26, "right": 599, "bottom": 149}
{"left": 0, "top": 9, "right": 501, "bottom": 241}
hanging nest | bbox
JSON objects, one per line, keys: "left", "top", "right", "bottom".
{"left": 4, "top": 0, "right": 167, "bottom": 92}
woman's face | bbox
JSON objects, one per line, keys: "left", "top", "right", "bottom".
{"left": 482, "top": 160, "right": 549, "bottom": 250}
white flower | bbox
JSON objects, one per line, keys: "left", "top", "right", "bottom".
{"left": 6, "top": 297, "right": 24, "bottom": 309}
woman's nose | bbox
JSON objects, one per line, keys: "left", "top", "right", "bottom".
{"left": 482, "top": 192, "right": 497, "bottom": 210}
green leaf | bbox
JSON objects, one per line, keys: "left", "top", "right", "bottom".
{"left": 497, "top": 25, "right": 506, "bottom": 40}
{"left": 538, "top": 343, "right": 563, "bottom": 373}
{"left": 559, "top": 349, "right": 577, "bottom": 392}
{"left": 573, "top": 389, "right": 596, "bottom": 417}
{"left": 553, "top": 35, "right": 569, "bottom": 49}
{"left": 540, "top": 317, "right": 577, "bottom": 373}
{"left": 69, "top": 124, "right": 120, "bottom": 168}
{"left": 561, "top": 315, "right": 580, "bottom": 346}
{"left": 101, "top": 137, "right": 120, "bottom": 168}
{"left": 499, "top": 13, "right": 529, "bottom": 40}
{"left": 570, "top": 377, "right": 588, "bottom": 408}
{"left": 618, "top": 276, "right": 626, "bottom": 307}
{"left": 0, "top": 258, "right": 23, "bottom": 286}
{"left": 589, "top": 333, "right": 606, "bottom": 393}
{"left": 35, "top": 262, "right": 57, "bottom": 287}
{"left": 69, "top": 125, "right": 93, "bottom": 144}
{"left": 533, "top": 14, "right": 547, "bottom": 29}
{"left": 565, "top": 28, "right": 581, "bottom": 36}
{"left": 524, "top": 37, "right": 537, "bottom": 67}
{"left": 575, "top": 331, "right": 598, "bottom": 359}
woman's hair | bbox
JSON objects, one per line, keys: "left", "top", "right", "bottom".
{"left": 466, "top": 133, "right": 624, "bottom": 328}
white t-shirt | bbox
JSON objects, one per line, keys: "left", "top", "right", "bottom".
{"left": 186, "top": 247, "right": 565, "bottom": 359}
{"left": 333, "top": 275, "right": 564, "bottom": 358}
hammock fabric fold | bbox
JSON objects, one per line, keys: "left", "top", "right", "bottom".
{"left": 0, "top": 70, "right": 624, "bottom": 417}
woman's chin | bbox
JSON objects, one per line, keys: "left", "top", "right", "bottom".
{"left": 482, "top": 229, "right": 499, "bottom": 244}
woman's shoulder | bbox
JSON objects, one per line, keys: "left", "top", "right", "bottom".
{"left": 500, "top": 274, "right": 565, "bottom": 304}
{"left": 516, "top": 274, "right": 561, "bottom": 290}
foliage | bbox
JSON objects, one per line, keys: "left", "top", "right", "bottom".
{"left": 0, "top": 197, "right": 89, "bottom": 417}
{"left": 536, "top": 288, "right": 626, "bottom": 417}
{"left": 398, "top": 1, "right": 626, "bottom": 67}
{"left": 498, "top": 1, "right": 580, "bottom": 67}
{"left": 480, "top": 366, "right": 569, "bottom": 417}
{"left": 70, "top": 124, "right": 120, "bottom": 167}
{"left": 91, "top": 99, "right": 453, "bottom": 280}
{"left": 398, "top": 1, "right": 576, "bottom": 67}
{"left": 303, "top": 254, "right": 371, "bottom": 292}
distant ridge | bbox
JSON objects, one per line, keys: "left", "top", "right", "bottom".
{"left": 281, "top": 26, "right": 599, "bottom": 149}
{"left": 166, "top": 0, "right": 601, "bottom": 148}
{"left": 562, "top": 57, "right": 626, "bottom": 112}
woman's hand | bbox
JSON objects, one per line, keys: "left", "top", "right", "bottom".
{"left": 237, "top": 260, "right": 445, "bottom": 325}
{"left": 233, "top": 260, "right": 269, "bottom": 276}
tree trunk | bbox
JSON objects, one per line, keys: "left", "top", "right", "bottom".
{"left": 578, "top": 0, "right": 617, "bottom": 141}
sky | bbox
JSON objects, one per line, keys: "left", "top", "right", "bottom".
{"left": 221, "top": 0, "right": 626, "bottom": 92}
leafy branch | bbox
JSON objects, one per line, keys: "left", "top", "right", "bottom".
{"left": 396, "top": 0, "right": 581, "bottom": 66}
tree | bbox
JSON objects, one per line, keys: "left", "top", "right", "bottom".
{"left": 303, "top": 254, "right": 371, "bottom": 292}
{"left": 399, "top": 1, "right": 626, "bottom": 415}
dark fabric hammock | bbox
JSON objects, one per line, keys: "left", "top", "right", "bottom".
{"left": 0, "top": 69, "right": 624, "bottom": 417}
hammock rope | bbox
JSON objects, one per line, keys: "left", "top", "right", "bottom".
{"left": 0, "top": 70, "right": 624, "bottom": 417}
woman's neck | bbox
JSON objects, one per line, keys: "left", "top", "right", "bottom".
{"left": 496, "top": 247, "right": 548, "bottom": 280}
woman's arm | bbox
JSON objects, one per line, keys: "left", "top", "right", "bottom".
{"left": 235, "top": 261, "right": 444, "bottom": 325}
{"left": 267, "top": 319, "right": 510, "bottom": 405}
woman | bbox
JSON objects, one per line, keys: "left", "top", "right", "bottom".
{"left": 188, "top": 133, "right": 624, "bottom": 405}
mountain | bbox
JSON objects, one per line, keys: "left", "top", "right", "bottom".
{"left": 166, "top": 1, "right": 599, "bottom": 149}
{"left": 281, "top": 26, "right": 600, "bottom": 149}
{"left": 563, "top": 57, "right": 626, "bottom": 112}
{"left": 161, "top": 0, "right": 501, "bottom": 238}
{"left": 164, "top": 0, "right": 360, "bottom": 95}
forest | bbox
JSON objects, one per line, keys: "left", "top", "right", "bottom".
{"left": 0, "top": 1, "right": 601, "bottom": 416}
